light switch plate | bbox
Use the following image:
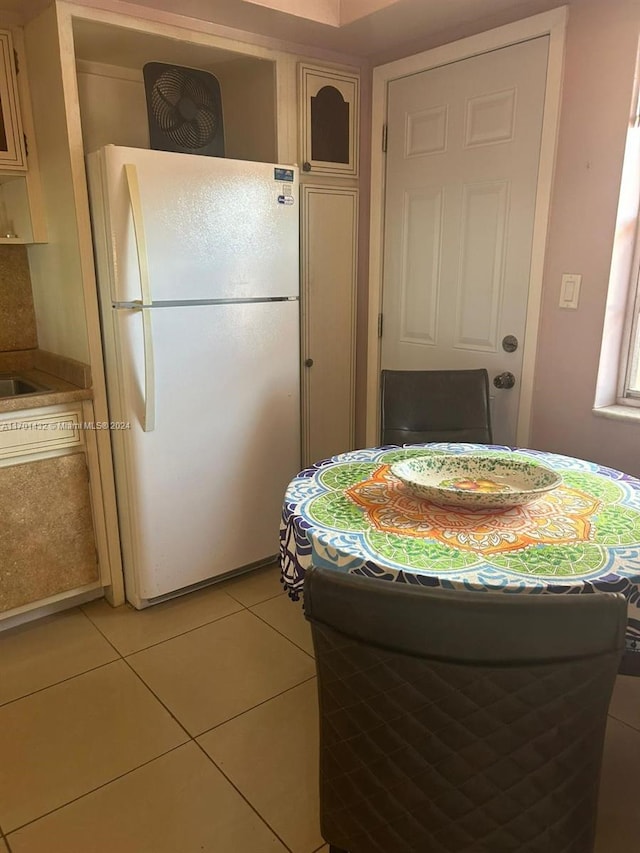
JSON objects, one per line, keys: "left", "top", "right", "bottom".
{"left": 559, "top": 274, "right": 582, "bottom": 309}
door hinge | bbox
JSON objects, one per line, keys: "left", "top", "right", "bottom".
{"left": 13, "top": 49, "right": 18, "bottom": 75}
{"left": 382, "top": 124, "right": 387, "bottom": 153}
{"left": 378, "top": 313, "right": 383, "bottom": 338}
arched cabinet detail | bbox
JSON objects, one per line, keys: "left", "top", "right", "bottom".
{"left": 299, "top": 64, "right": 359, "bottom": 177}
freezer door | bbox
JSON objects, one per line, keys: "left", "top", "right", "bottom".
{"left": 105, "top": 300, "right": 300, "bottom": 604}
{"left": 95, "top": 146, "right": 299, "bottom": 304}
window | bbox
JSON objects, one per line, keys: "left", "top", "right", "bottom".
{"left": 594, "top": 56, "right": 640, "bottom": 418}
{"left": 612, "top": 98, "right": 640, "bottom": 406}
{"left": 622, "top": 284, "right": 640, "bottom": 403}
{"left": 619, "top": 136, "right": 640, "bottom": 407}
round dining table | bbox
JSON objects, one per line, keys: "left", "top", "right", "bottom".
{"left": 279, "top": 444, "right": 640, "bottom": 672}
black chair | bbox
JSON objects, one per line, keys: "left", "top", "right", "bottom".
{"left": 380, "top": 368, "right": 493, "bottom": 445}
{"left": 304, "top": 566, "right": 626, "bottom": 853}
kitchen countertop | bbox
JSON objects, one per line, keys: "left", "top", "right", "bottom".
{"left": 0, "top": 349, "right": 92, "bottom": 415}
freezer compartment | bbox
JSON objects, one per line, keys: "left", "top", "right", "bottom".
{"left": 105, "top": 300, "right": 300, "bottom": 605}
{"left": 94, "top": 145, "right": 299, "bottom": 304}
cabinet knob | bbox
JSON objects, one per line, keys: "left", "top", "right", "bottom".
{"left": 304, "top": 358, "right": 314, "bottom": 367}
{"left": 302, "top": 162, "right": 312, "bottom": 172}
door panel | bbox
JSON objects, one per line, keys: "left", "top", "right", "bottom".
{"left": 381, "top": 37, "right": 549, "bottom": 444}
{"left": 401, "top": 188, "right": 442, "bottom": 345}
{"left": 301, "top": 184, "right": 358, "bottom": 465}
{"left": 456, "top": 180, "right": 508, "bottom": 350}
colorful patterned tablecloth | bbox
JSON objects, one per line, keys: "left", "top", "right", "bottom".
{"left": 279, "top": 444, "right": 640, "bottom": 658}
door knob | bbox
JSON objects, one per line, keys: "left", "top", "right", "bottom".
{"left": 304, "top": 358, "right": 314, "bottom": 367}
{"left": 493, "top": 371, "right": 516, "bottom": 389}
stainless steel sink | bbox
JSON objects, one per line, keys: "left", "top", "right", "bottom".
{"left": 0, "top": 375, "right": 52, "bottom": 398}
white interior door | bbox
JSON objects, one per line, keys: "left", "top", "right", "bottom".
{"left": 381, "top": 36, "right": 548, "bottom": 445}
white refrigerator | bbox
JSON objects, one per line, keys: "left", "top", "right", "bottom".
{"left": 87, "top": 145, "right": 300, "bottom": 609}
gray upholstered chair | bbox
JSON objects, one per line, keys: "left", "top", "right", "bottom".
{"left": 304, "top": 566, "right": 626, "bottom": 853}
{"left": 380, "top": 368, "right": 493, "bottom": 445}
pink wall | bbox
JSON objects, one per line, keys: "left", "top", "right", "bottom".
{"left": 530, "top": 0, "right": 640, "bottom": 473}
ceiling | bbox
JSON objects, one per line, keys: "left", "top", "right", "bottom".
{"left": 0, "top": 0, "right": 572, "bottom": 60}
{"left": 242, "top": 0, "right": 403, "bottom": 28}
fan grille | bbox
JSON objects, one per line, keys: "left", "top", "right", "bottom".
{"left": 151, "top": 68, "right": 219, "bottom": 149}
{"left": 143, "top": 63, "right": 224, "bottom": 156}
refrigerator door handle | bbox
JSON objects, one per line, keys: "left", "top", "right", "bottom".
{"left": 126, "top": 301, "right": 156, "bottom": 432}
{"left": 124, "top": 163, "right": 153, "bottom": 306}
{"left": 140, "top": 304, "right": 156, "bottom": 432}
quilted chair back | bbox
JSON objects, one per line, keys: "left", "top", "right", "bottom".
{"left": 304, "top": 567, "right": 627, "bottom": 853}
{"left": 380, "top": 368, "right": 493, "bottom": 445}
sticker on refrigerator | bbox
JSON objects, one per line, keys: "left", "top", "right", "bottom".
{"left": 278, "top": 194, "right": 294, "bottom": 205}
{"left": 274, "top": 168, "right": 294, "bottom": 182}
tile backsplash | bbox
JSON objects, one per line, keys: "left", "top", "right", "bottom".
{"left": 0, "top": 245, "right": 37, "bottom": 352}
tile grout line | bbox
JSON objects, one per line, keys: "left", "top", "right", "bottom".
{"left": 607, "top": 711, "right": 640, "bottom": 735}
{"left": 223, "top": 588, "right": 285, "bottom": 608}
{"left": 0, "top": 695, "right": 627, "bottom": 846}
{"left": 0, "top": 607, "right": 124, "bottom": 709}
{"left": 0, "top": 657, "right": 118, "bottom": 710}
{"left": 123, "top": 625, "right": 316, "bottom": 741}
{"left": 118, "top": 627, "right": 316, "bottom": 742}
{"left": 1, "top": 741, "right": 189, "bottom": 839}
{"left": 216, "top": 562, "right": 284, "bottom": 608}
{"left": 80, "top": 585, "right": 287, "bottom": 657}
{"left": 194, "top": 674, "right": 317, "bottom": 739}
{"left": 0, "top": 571, "right": 308, "bottom": 844}
{"left": 74, "top": 602, "right": 125, "bottom": 656}
{"left": 248, "top": 605, "right": 315, "bottom": 660}
{"left": 79, "top": 598, "right": 247, "bottom": 656}
{"left": 191, "top": 738, "right": 295, "bottom": 853}
{"left": 3, "top": 666, "right": 316, "bottom": 845}
{"left": 0, "top": 589, "right": 295, "bottom": 717}
{"left": 0, "top": 595, "right": 257, "bottom": 710}
{"left": 119, "top": 654, "right": 195, "bottom": 739}
{"left": 114, "top": 600, "right": 282, "bottom": 655}
{"left": 119, "top": 614, "right": 316, "bottom": 852}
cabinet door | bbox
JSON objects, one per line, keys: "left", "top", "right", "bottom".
{"left": 0, "top": 30, "right": 26, "bottom": 170}
{"left": 0, "top": 453, "right": 99, "bottom": 614}
{"left": 301, "top": 185, "right": 358, "bottom": 465}
{"left": 299, "top": 64, "right": 359, "bottom": 178}
{"left": 0, "top": 405, "right": 99, "bottom": 616}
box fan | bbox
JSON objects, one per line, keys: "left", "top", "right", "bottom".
{"left": 142, "top": 62, "right": 225, "bottom": 157}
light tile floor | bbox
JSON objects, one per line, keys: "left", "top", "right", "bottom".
{"left": 0, "top": 562, "right": 638, "bottom": 852}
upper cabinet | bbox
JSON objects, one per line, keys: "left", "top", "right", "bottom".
{"left": 0, "top": 28, "right": 45, "bottom": 244}
{"left": 0, "top": 30, "right": 26, "bottom": 171}
{"left": 299, "top": 63, "right": 359, "bottom": 178}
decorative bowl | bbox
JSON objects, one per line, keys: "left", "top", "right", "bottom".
{"left": 390, "top": 454, "right": 562, "bottom": 510}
